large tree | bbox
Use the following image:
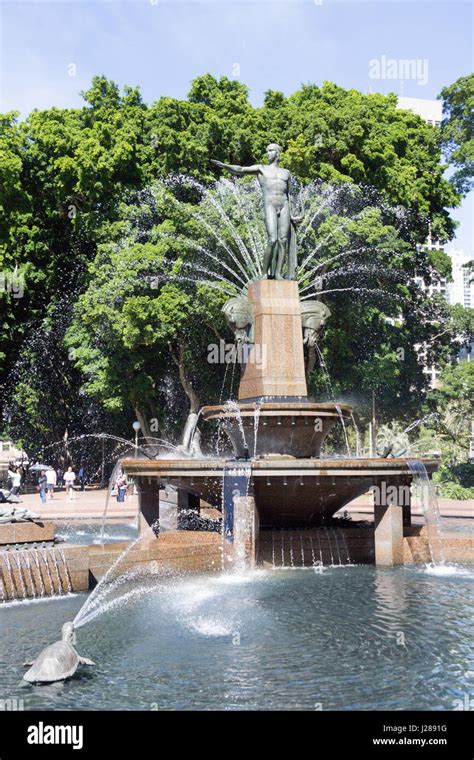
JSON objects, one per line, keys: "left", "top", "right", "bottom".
{"left": 0, "top": 74, "right": 467, "bottom": 451}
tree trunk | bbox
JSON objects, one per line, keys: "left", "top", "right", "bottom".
{"left": 170, "top": 344, "right": 200, "bottom": 413}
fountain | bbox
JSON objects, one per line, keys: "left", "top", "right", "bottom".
{"left": 122, "top": 147, "right": 442, "bottom": 571}
{"left": 1, "top": 146, "right": 473, "bottom": 715}
{"left": 2, "top": 150, "right": 470, "bottom": 607}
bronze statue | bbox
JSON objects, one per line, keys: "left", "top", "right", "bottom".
{"left": 211, "top": 144, "right": 301, "bottom": 280}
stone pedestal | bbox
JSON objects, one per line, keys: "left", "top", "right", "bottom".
{"left": 238, "top": 279, "right": 307, "bottom": 400}
{"left": 233, "top": 495, "right": 259, "bottom": 569}
{"left": 374, "top": 504, "right": 404, "bottom": 566}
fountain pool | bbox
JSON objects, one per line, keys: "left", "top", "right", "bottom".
{"left": 3, "top": 564, "right": 473, "bottom": 710}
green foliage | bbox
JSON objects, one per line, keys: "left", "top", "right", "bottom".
{"left": 434, "top": 461, "right": 474, "bottom": 486}
{"left": 0, "top": 73, "right": 468, "bottom": 448}
{"left": 414, "top": 361, "right": 474, "bottom": 465}
{"left": 433, "top": 462, "right": 474, "bottom": 499}
{"left": 435, "top": 482, "right": 474, "bottom": 500}
{"left": 428, "top": 359, "right": 474, "bottom": 409}
{"left": 440, "top": 74, "right": 474, "bottom": 194}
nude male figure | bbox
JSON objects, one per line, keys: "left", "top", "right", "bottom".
{"left": 211, "top": 144, "right": 297, "bottom": 280}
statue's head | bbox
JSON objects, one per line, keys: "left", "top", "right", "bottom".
{"left": 266, "top": 143, "right": 281, "bottom": 163}
{"left": 62, "top": 621, "right": 76, "bottom": 645}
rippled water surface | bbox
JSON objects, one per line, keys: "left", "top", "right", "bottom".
{"left": 1, "top": 565, "right": 473, "bottom": 710}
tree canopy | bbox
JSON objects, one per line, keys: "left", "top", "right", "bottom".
{"left": 439, "top": 73, "right": 474, "bottom": 195}
{"left": 0, "top": 73, "right": 471, "bottom": 454}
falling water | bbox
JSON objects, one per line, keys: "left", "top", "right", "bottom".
{"left": 338, "top": 528, "right": 352, "bottom": 564}
{"left": 314, "top": 341, "right": 335, "bottom": 400}
{"left": 407, "top": 460, "right": 445, "bottom": 566}
{"left": 223, "top": 400, "right": 249, "bottom": 453}
{"left": 12, "top": 553, "right": 27, "bottom": 598}
{"left": 315, "top": 530, "right": 324, "bottom": 565}
{"left": 335, "top": 404, "right": 351, "bottom": 457}
{"left": 32, "top": 550, "right": 46, "bottom": 597}
{"left": 222, "top": 460, "right": 253, "bottom": 572}
{"left": 219, "top": 362, "right": 230, "bottom": 404}
{"left": 299, "top": 532, "right": 306, "bottom": 567}
{"left": 308, "top": 533, "right": 317, "bottom": 567}
{"left": 0, "top": 572, "right": 6, "bottom": 601}
{"left": 41, "top": 551, "right": 55, "bottom": 595}
{"left": 23, "top": 553, "right": 36, "bottom": 598}
{"left": 229, "top": 359, "right": 237, "bottom": 400}
{"left": 3, "top": 554, "right": 16, "bottom": 599}
{"left": 253, "top": 404, "right": 261, "bottom": 458}
{"left": 59, "top": 549, "right": 73, "bottom": 593}
{"left": 331, "top": 528, "right": 343, "bottom": 565}
{"left": 323, "top": 527, "right": 335, "bottom": 565}
{"left": 48, "top": 549, "right": 64, "bottom": 594}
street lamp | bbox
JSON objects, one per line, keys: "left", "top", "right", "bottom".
{"left": 132, "top": 421, "right": 141, "bottom": 453}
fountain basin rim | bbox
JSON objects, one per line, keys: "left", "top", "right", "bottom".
{"left": 201, "top": 401, "right": 353, "bottom": 420}
{"left": 122, "top": 457, "right": 439, "bottom": 477}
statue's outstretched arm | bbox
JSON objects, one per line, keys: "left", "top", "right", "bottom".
{"left": 211, "top": 159, "right": 261, "bottom": 177}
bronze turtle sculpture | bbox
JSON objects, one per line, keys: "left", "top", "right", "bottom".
{"left": 23, "top": 622, "right": 94, "bottom": 684}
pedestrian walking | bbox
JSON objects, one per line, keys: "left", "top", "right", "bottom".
{"left": 46, "top": 467, "right": 57, "bottom": 499}
{"left": 64, "top": 466, "right": 76, "bottom": 501}
{"left": 38, "top": 470, "right": 47, "bottom": 504}
{"left": 57, "top": 467, "right": 64, "bottom": 488}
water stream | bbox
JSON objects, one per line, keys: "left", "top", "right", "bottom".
{"left": 407, "top": 460, "right": 445, "bottom": 566}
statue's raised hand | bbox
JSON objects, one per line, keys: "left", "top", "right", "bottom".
{"left": 211, "top": 159, "right": 225, "bottom": 169}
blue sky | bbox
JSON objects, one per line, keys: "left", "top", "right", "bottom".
{"left": 0, "top": 0, "right": 472, "bottom": 252}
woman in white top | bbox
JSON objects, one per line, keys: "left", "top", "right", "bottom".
{"left": 7, "top": 467, "right": 21, "bottom": 495}
{"left": 64, "top": 466, "right": 76, "bottom": 501}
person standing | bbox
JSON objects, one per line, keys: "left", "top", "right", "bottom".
{"left": 7, "top": 465, "right": 22, "bottom": 496}
{"left": 116, "top": 473, "right": 127, "bottom": 503}
{"left": 57, "top": 467, "right": 64, "bottom": 489}
{"left": 46, "top": 467, "right": 57, "bottom": 499}
{"left": 64, "top": 466, "right": 76, "bottom": 501}
{"left": 38, "top": 470, "right": 47, "bottom": 504}
{"left": 78, "top": 465, "right": 85, "bottom": 491}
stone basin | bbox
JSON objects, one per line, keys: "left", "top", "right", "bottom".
{"left": 122, "top": 457, "right": 439, "bottom": 528}
{"left": 201, "top": 401, "right": 353, "bottom": 459}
